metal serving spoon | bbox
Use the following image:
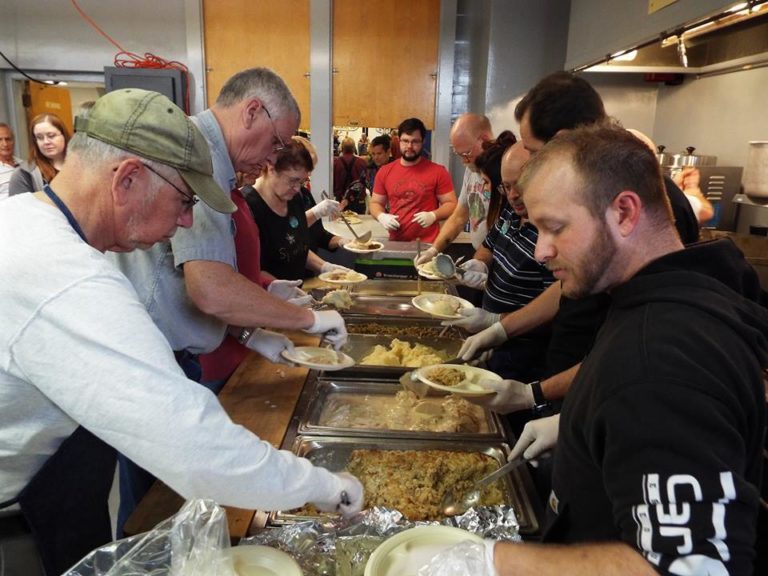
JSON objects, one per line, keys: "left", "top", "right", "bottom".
{"left": 338, "top": 211, "right": 372, "bottom": 244}
{"left": 433, "top": 253, "right": 465, "bottom": 278}
{"left": 441, "top": 457, "right": 526, "bottom": 516}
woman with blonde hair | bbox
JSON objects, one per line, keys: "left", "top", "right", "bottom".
{"left": 9, "top": 113, "right": 71, "bottom": 195}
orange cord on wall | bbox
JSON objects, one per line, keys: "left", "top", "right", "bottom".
{"left": 70, "top": 0, "right": 190, "bottom": 112}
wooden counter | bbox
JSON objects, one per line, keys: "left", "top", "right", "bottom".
{"left": 123, "top": 331, "right": 317, "bottom": 540}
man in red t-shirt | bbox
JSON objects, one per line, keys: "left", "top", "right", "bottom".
{"left": 370, "top": 117, "right": 457, "bottom": 242}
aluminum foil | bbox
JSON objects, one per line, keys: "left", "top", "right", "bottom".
{"left": 239, "top": 506, "right": 520, "bottom": 576}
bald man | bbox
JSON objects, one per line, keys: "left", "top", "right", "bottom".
{"left": 414, "top": 113, "right": 493, "bottom": 264}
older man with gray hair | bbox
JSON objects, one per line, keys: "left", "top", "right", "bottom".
{"left": 0, "top": 122, "right": 21, "bottom": 200}
{"left": 0, "top": 89, "right": 362, "bottom": 576}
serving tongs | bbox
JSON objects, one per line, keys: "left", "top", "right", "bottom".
{"left": 338, "top": 211, "right": 372, "bottom": 244}
{"left": 441, "top": 457, "right": 526, "bottom": 516}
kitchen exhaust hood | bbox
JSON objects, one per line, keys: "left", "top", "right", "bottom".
{"left": 580, "top": 2, "right": 768, "bottom": 77}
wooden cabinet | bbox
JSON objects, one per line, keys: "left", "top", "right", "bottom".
{"left": 202, "top": 0, "right": 440, "bottom": 131}
{"left": 203, "top": 0, "right": 311, "bottom": 129}
{"left": 332, "top": 0, "right": 440, "bottom": 129}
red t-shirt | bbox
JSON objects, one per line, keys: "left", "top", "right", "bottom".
{"left": 199, "top": 188, "right": 270, "bottom": 382}
{"left": 373, "top": 158, "right": 453, "bottom": 242}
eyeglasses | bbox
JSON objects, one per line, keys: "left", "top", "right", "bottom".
{"left": 400, "top": 137, "right": 423, "bottom": 147}
{"left": 142, "top": 163, "right": 199, "bottom": 212}
{"left": 452, "top": 147, "right": 473, "bottom": 159}
{"left": 263, "top": 106, "right": 286, "bottom": 153}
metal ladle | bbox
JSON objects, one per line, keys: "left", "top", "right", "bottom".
{"left": 433, "top": 253, "right": 465, "bottom": 279}
{"left": 441, "top": 457, "right": 526, "bottom": 516}
{"left": 338, "top": 211, "right": 372, "bottom": 244}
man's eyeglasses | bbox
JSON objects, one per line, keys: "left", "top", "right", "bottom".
{"left": 263, "top": 106, "right": 286, "bottom": 153}
{"left": 142, "top": 163, "right": 199, "bottom": 212}
{"left": 452, "top": 147, "right": 474, "bottom": 160}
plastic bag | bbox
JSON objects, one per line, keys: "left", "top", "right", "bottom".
{"left": 416, "top": 540, "right": 496, "bottom": 576}
{"left": 63, "top": 499, "right": 236, "bottom": 576}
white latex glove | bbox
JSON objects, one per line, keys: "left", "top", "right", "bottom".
{"left": 243, "top": 329, "right": 295, "bottom": 364}
{"left": 335, "top": 236, "right": 350, "bottom": 248}
{"left": 458, "top": 322, "right": 507, "bottom": 361}
{"left": 508, "top": 414, "right": 560, "bottom": 463}
{"left": 414, "top": 246, "right": 438, "bottom": 267}
{"left": 311, "top": 472, "right": 364, "bottom": 518}
{"left": 416, "top": 539, "right": 498, "bottom": 576}
{"left": 458, "top": 259, "right": 488, "bottom": 290}
{"left": 287, "top": 294, "right": 314, "bottom": 307}
{"left": 377, "top": 212, "right": 400, "bottom": 230}
{"left": 320, "top": 262, "right": 354, "bottom": 275}
{"left": 267, "top": 279, "right": 307, "bottom": 301}
{"left": 305, "top": 310, "right": 348, "bottom": 349}
{"left": 413, "top": 210, "right": 436, "bottom": 227}
{"left": 311, "top": 198, "right": 341, "bottom": 219}
{"left": 441, "top": 308, "right": 500, "bottom": 334}
{"left": 469, "top": 378, "right": 534, "bottom": 414}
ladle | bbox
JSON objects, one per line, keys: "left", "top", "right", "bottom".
{"left": 441, "top": 457, "right": 525, "bottom": 516}
{"left": 338, "top": 211, "right": 372, "bottom": 244}
{"left": 433, "top": 253, "right": 465, "bottom": 278}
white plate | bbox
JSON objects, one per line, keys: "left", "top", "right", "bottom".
{"left": 281, "top": 346, "right": 355, "bottom": 370}
{"left": 365, "top": 525, "right": 482, "bottom": 576}
{"left": 413, "top": 364, "right": 500, "bottom": 396}
{"left": 318, "top": 270, "right": 368, "bottom": 284}
{"left": 411, "top": 294, "right": 474, "bottom": 319}
{"left": 340, "top": 212, "right": 363, "bottom": 225}
{"left": 226, "top": 545, "right": 302, "bottom": 576}
{"left": 415, "top": 262, "right": 447, "bottom": 280}
{"left": 342, "top": 241, "right": 384, "bottom": 254}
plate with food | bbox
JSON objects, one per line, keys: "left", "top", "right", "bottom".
{"left": 413, "top": 364, "right": 500, "bottom": 396}
{"left": 281, "top": 346, "right": 355, "bottom": 371}
{"left": 411, "top": 294, "right": 473, "bottom": 319}
{"left": 415, "top": 259, "right": 444, "bottom": 280}
{"left": 318, "top": 270, "right": 368, "bottom": 284}
{"left": 342, "top": 239, "right": 385, "bottom": 254}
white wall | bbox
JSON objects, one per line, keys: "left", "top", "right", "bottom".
{"left": 586, "top": 73, "right": 659, "bottom": 136}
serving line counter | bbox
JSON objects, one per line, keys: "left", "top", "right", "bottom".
{"left": 125, "top": 279, "right": 542, "bottom": 543}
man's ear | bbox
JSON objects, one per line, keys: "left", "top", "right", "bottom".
{"left": 111, "top": 158, "right": 143, "bottom": 206}
{"left": 242, "top": 98, "right": 263, "bottom": 129}
{"left": 611, "top": 190, "right": 642, "bottom": 237}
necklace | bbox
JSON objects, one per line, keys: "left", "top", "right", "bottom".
{"left": 43, "top": 184, "right": 88, "bottom": 242}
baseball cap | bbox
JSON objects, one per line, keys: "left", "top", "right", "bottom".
{"left": 75, "top": 88, "right": 236, "bottom": 214}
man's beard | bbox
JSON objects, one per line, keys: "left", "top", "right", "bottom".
{"left": 402, "top": 150, "right": 420, "bottom": 162}
{"left": 560, "top": 224, "right": 615, "bottom": 299}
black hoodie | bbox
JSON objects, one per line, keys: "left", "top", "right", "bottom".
{"left": 544, "top": 238, "right": 768, "bottom": 575}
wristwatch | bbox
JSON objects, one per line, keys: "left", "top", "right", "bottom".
{"left": 237, "top": 328, "right": 254, "bottom": 345}
{"left": 530, "top": 380, "right": 553, "bottom": 415}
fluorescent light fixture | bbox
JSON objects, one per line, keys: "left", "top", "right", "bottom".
{"left": 612, "top": 50, "right": 638, "bottom": 61}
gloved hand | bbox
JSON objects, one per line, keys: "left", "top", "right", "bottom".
{"left": 413, "top": 211, "right": 436, "bottom": 227}
{"left": 243, "top": 329, "right": 295, "bottom": 364}
{"left": 305, "top": 310, "right": 348, "bottom": 349}
{"left": 441, "top": 308, "right": 500, "bottom": 334}
{"left": 320, "top": 262, "right": 354, "bottom": 275}
{"left": 287, "top": 294, "right": 314, "bottom": 307}
{"left": 417, "top": 539, "right": 499, "bottom": 576}
{"left": 335, "top": 236, "right": 350, "bottom": 248}
{"left": 311, "top": 198, "right": 341, "bottom": 219}
{"left": 377, "top": 212, "right": 400, "bottom": 230}
{"left": 414, "top": 246, "right": 438, "bottom": 267}
{"left": 507, "top": 414, "right": 560, "bottom": 463}
{"left": 311, "top": 471, "right": 364, "bottom": 518}
{"left": 267, "top": 279, "right": 307, "bottom": 301}
{"left": 458, "top": 322, "right": 507, "bottom": 361}
{"left": 458, "top": 259, "right": 488, "bottom": 290}
{"left": 469, "top": 378, "right": 534, "bottom": 414}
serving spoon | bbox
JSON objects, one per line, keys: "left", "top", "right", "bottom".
{"left": 338, "top": 211, "right": 372, "bottom": 244}
{"left": 441, "top": 457, "right": 526, "bottom": 516}
{"left": 433, "top": 253, "right": 466, "bottom": 278}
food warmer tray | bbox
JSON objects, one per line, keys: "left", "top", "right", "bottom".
{"left": 272, "top": 435, "right": 540, "bottom": 535}
{"left": 338, "top": 333, "right": 463, "bottom": 377}
{"left": 296, "top": 379, "right": 504, "bottom": 440}
{"left": 345, "top": 315, "right": 465, "bottom": 341}
{"left": 350, "top": 279, "right": 457, "bottom": 297}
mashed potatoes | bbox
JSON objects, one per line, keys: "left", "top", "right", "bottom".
{"left": 321, "top": 289, "right": 352, "bottom": 310}
{"left": 430, "top": 295, "right": 461, "bottom": 316}
{"left": 360, "top": 338, "right": 449, "bottom": 367}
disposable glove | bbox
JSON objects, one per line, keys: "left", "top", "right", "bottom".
{"left": 414, "top": 246, "right": 438, "bottom": 267}
{"left": 305, "top": 310, "right": 348, "bottom": 349}
{"left": 377, "top": 213, "right": 400, "bottom": 230}
{"left": 441, "top": 308, "right": 500, "bottom": 334}
{"left": 458, "top": 259, "right": 488, "bottom": 289}
{"left": 416, "top": 539, "right": 499, "bottom": 576}
{"left": 311, "top": 472, "right": 364, "bottom": 518}
{"left": 287, "top": 294, "right": 314, "bottom": 307}
{"left": 243, "top": 329, "right": 295, "bottom": 364}
{"left": 458, "top": 322, "right": 508, "bottom": 360}
{"left": 320, "top": 262, "right": 354, "bottom": 275}
{"left": 335, "top": 236, "right": 350, "bottom": 248}
{"left": 267, "top": 279, "right": 307, "bottom": 301}
{"left": 507, "top": 414, "right": 560, "bottom": 463}
{"left": 413, "top": 211, "right": 436, "bottom": 227}
{"left": 469, "top": 378, "right": 534, "bottom": 414}
{"left": 311, "top": 198, "right": 341, "bottom": 219}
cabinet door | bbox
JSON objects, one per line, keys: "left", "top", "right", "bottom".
{"left": 332, "top": 0, "right": 440, "bottom": 129}
{"left": 203, "top": 0, "right": 311, "bottom": 130}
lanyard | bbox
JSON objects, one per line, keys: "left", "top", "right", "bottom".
{"left": 43, "top": 184, "right": 88, "bottom": 243}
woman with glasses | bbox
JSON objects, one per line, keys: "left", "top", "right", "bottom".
{"left": 9, "top": 113, "right": 71, "bottom": 196}
{"left": 245, "top": 139, "right": 353, "bottom": 280}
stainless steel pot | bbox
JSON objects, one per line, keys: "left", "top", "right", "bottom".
{"left": 670, "top": 146, "right": 717, "bottom": 168}
{"left": 655, "top": 145, "right": 675, "bottom": 167}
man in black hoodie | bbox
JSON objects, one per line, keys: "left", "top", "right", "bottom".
{"left": 481, "top": 125, "right": 768, "bottom": 574}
